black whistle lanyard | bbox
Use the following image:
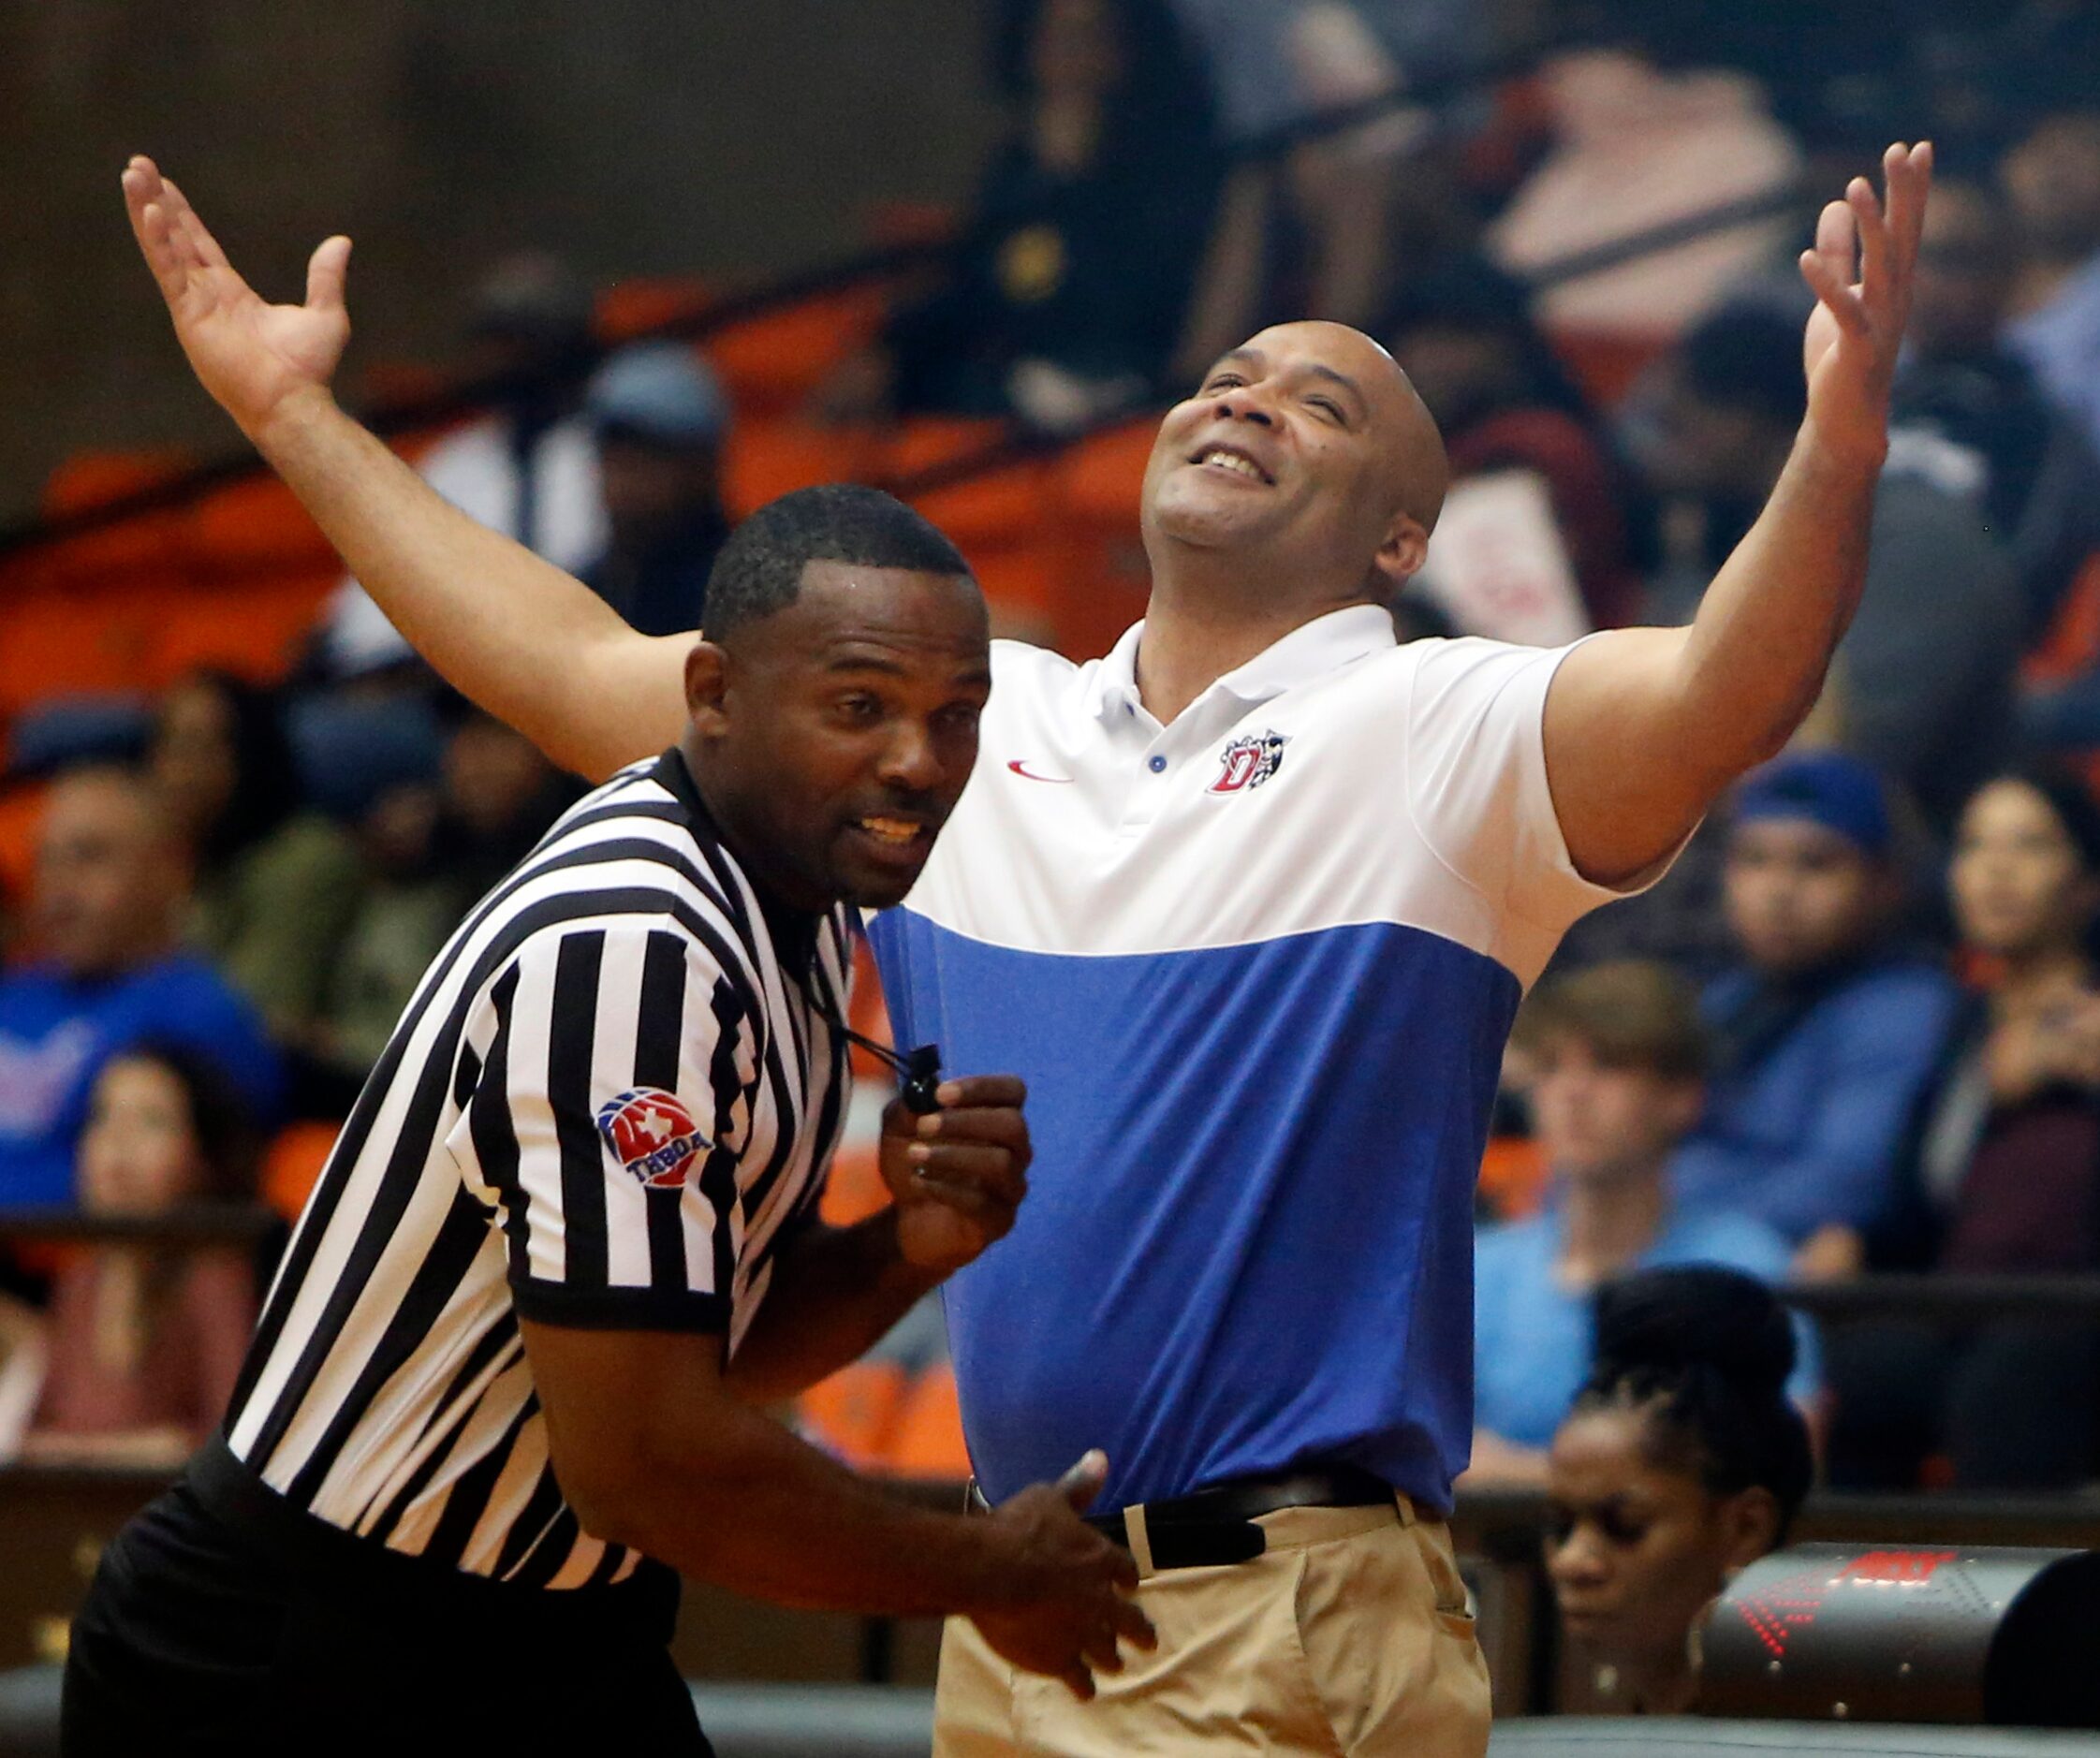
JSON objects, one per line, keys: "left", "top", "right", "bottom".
{"left": 806, "top": 948, "right": 945, "bottom": 1114}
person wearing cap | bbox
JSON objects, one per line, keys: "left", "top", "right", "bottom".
{"left": 1669, "top": 751, "right": 1961, "bottom": 1279}
{"left": 318, "top": 253, "right": 609, "bottom": 681}
{"left": 580, "top": 342, "right": 734, "bottom": 638}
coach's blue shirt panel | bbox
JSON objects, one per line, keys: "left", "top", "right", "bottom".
{"left": 870, "top": 609, "right": 1665, "bottom": 1515}
{"left": 875, "top": 915, "right": 1517, "bottom": 1512}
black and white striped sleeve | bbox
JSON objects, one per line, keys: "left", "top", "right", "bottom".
{"left": 446, "top": 916, "right": 756, "bottom": 1333}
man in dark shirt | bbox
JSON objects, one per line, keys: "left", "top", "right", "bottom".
{"left": 580, "top": 343, "right": 734, "bottom": 637}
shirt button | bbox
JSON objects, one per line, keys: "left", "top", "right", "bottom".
{"left": 1147, "top": 755, "right": 1167, "bottom": 773}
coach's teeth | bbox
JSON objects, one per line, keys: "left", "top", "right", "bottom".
{"left": 1197, "top": 448, "right": 1263, "bottom": 479}
{"left": 859, "top": 816, "right": 919, "bottom": 844}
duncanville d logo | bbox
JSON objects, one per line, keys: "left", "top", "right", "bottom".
{"left": 1209, "top": 730, "right": 1289, "bottom": 795}
{"left": 595, "top": 1088, "right": 709, "bottom": 1190}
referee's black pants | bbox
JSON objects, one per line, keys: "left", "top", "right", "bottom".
{"left": 62, "top": 1439, "right": 712, "bottom": 1756}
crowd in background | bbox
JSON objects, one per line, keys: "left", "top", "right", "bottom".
{"left": 3, "top": 0, "right": 2100, "bottom": 1521}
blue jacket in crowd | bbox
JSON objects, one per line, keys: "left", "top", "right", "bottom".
{"left": 1671, "top": 956, "right": 1961, "bottom": 1244}
{"left": 0, "top": 956, "right": 283, "bottom": 1208}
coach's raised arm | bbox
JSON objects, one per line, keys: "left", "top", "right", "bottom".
{"left": 1537, "top": 142, "right": 1933, "bottom": 886}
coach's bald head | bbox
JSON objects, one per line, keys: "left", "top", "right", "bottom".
{"left": 1142, "top": 321, "right": 1448, "bottom": 608}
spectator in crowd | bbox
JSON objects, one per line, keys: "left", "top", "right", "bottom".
{"left": 0, "top": 769, "right": 280, "bottom": 1208}
{"left": 1670, "top": 753, "right": 1961, "bottom": 1270}
{"left": 580, "top": 343, "right": 734, "bottom": 637}
{"left": 300, "top": 777, "right": 459, "bottom": 1108}
{"left": 2005, "top": 112, "right": 2100, "bottom": 465}
{"left": 827, "top": 0, "right": 1221, "bottom": 432}
{"left": 149, "top": 670, "right": 365, "bottom": 1042}
{"left": 22, "top": 1046, "right": 260, "bottom": 1467}
{"left": 1545, "top": 1267, "right": 1814, "bottom": 1716}
{"left": 1382, "top": 258, "right": 1642, "bottom": 637}
{"left": 1829, "top": 764, "right": 2100, "bottom": 1491}
{"left": 1164, "top": 0, "right": 1480, "bottom": 145}
{"left": 1488, "top": 43, "right": 1802, "bottom": 345}
{"left": 1471, "top": 963, "right": 1813, "bottom": 1487}
{"left": 1891, "top": 175, "right": 2100, "bottom": 641}
{"left": 433, "top": 703, "right": 584, "bottom": 904}
{"left": 1637, "top": 301, "right": 2023, "bottom": 829}
{"left": 317, "top": 252, "right": 607, "bottom": 678}
{"left": 1170, "top": 1, "right": 1474, "bottom": 368}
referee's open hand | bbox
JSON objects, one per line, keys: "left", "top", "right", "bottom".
{"left": 972, "top": 1449, "right": 1157, "bottom": 1699}
{"left": 881, "top": 1074, "right": 1031, "bottom": 1275}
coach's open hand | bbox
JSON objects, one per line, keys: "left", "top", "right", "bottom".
{"left": 882, "top": 1075, "right": 1031, "bottom": 1274}
{"left": 973, "top": 1450, "right": 1156, "bottom": 1700}
{"left": 121, "top": 155, "right": 349, "bottom": 445}
{"left": 1798, "top": 140, "right": 1931, "bottom": 470}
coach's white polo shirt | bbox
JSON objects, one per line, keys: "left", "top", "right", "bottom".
{"left": 867, "top": 607, "right": 1641, "bottom": 1513}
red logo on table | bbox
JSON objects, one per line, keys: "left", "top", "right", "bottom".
{"left": 1209, "top": 730, "right": 1289, "bottom": 795}
{"left": 595, "top": 1088, "right": 708, "bottom": 1190}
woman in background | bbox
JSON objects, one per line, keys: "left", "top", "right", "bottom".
{"left": 1830, "top": 763, "right": 2100, "bottom": 1490}
{"left": 23, "top": 1045, "right": 261, "bottom": 1466}
{"left": 150, "top": 669, "right": 363, "bottom": 1042}
{"left": 1545, "top": 1266, "right": 1814, "bottom": 1715}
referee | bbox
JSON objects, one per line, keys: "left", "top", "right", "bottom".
{"left": 61, "top": 486, "right": 1151, "bottom": 1754}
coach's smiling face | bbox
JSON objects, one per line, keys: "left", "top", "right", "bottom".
{"left": 684, "top": 560, "right": 991, "bottom": 913}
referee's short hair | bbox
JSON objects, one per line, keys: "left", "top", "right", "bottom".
{"left": 705, "top": 484, "right": 975, "bottom": 641}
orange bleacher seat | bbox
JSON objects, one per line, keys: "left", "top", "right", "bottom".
{"left": 1053, "top": 418, "right": 1154, "bottom": 538}
{"left": 1477, "top": 1135, "right": 1549, "bottom": 1223}
{"left": 818, "top": 1140, "right": 889, "bottom": 1231}
{"left": 37, "top": 451, "right": 194, "bottom": 588}
{"left": 147, "top": 573, "right": 334, "bottom": 686}
{"left": 969, "top": 545, "right": 1065, "bottom": 643}
{"left": 0, "top": 580, "right": 162, "bottom": 717}
{"left": 887, "top": 1363, "right": 970, "bottom": 1480}
{"left": 595, "top": 276, "right": 713, "bottom": 344}
{"left": 188, "top": 476, "right": 336, "bottom": 576}
{"left": 800, "top": 1359, "right": 911, "bottom": 1472}
{"left": 262, "top": 1120, "right": 342, "bottom": 1223}
{"left": 0, "top": 782, "right": 50, "bottom": 913}
{"left": 710, "top": 286, "right": 888, "bottom": 416}
{"left": 908, "top": 459, "right": 1051, "bottom": 555}
{"left": 722, "top": 418, "right": 876, "bottom": 520}
{"left": 1545, "top": 326, "right": 1669, "bottom": 412}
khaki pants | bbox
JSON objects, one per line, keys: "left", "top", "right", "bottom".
{"left": 933, "top": 1499, "right": 1491, "bottom": 1756}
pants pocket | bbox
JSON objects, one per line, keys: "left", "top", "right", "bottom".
{"left": 1291, "top": 1522, "right": 1491, "bottom": 1758}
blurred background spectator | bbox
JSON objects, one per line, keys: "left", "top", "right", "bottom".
{"left": 0, "top": 769, "right": 279, "bottom": 1209}
{"left": 1828, "top": 765, "right": 2100, "bottom": 1491}
{"left": 2005, "top": 112, "right": 2100, "bottom": 466}
{"left": 1634, "top": 302, "right": 2025, "bottom": 830}
{"left": 1890, "top": 176, "right": 2100, "bottom": 648}
{"left": 1489, "top": 43, "right": 1801, "bottom": 353}
{"left": 1544, "top": 1267, "right": 1813, "bottom": 1716}
{"left": 580, "top": 343, "right": 734, "bottom": 637}
{"left": 19, "top": 1046, "right": 261, "bottom": 1468}
{"left": 149, "top": 671, "right": 364, "bottom": 1045}
{"left": 316, "top": 252, "right": 606, "bottom": 681}
{"left": 1472, "top": 964, "right": 1815, "bottom": 1488}
{"left": 1669, "top": 754, "right": 1960, "bottom": 1274}
{"left": 1384, "top": 257, "right": 1642, "bottom": 638}
{"left": 825, "top": 0, "right": 1222, "bottom": 432}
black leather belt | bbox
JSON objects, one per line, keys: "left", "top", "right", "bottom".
{"left": 967, "top": 1463, "right": 1394, "bottom": 1570}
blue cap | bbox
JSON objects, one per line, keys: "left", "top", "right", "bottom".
{"left": 586, "top": 342, "right": 730, "bottom": 449}
{"left": 1731, "top": 750, "right": 1891, "bottom": 857}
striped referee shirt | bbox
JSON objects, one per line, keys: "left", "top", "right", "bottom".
{"left": 221, "top": 750, "right": 854, "bottom": 1590}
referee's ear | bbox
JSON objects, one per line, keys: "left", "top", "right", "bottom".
{"left": 683, "top": 639, "right": 730, "bottom": 736}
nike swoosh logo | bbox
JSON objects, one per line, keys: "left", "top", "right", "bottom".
{"left": 1006, "top": 760, "right": 1074, "bottom": 784}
